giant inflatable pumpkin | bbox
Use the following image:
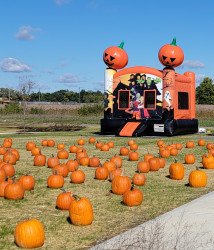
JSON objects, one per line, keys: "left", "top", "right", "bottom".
{"left": 103, "top": 42, "right": 128, "bottom": 70}
{"left": 158, "top": 38, "right": 184, "bottom": 68}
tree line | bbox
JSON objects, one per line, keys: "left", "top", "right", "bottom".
{"left": 0, "top": 89, "right": 104, "bottom": 103}
{"left": 0, "top": 77, "right": 213, "bottom": 104}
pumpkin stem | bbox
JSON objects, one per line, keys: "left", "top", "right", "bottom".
{"left": 73, "top": 194, "right": 81, "bottom": 200}
{"left": 118, "top": 41, "right": 125, "bottom": 49}
{"left": 60, "top": 188, "right": 66, "bottom": 193}
{"left": 170, "top": 38, "right": 177, "bottom": 46}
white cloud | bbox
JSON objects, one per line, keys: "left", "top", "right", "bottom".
{"left": 182, "top": 60, "right": 205, "bottom": 69}
{"left": 57, "top": 73, "right": 84, "bottom": 84}
{"left": 1, "top": 58, "right": 31, "bottom": 73}
{"left": 15, "top": 26, "right": 40, "bottom": 40}
{"left": 54, "top": 0, "right": 71, "bottom": 6}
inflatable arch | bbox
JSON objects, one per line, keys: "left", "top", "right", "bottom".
{"left": 101, "top": 39, "right": 198, "bottom": 136}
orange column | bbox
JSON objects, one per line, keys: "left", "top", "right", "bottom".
{"left": 184, "top": 71, "right": 196, "bottom": 119}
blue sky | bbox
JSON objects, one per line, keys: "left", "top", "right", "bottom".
{"left": 0, "top": 0, "right": 214, "bottom": 93}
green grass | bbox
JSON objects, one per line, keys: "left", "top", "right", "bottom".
{"left": 0, "top": 106, "right": 213, "bottom": 249}
{"left": 0, "top": 130, "right": 213, "bottom": 249}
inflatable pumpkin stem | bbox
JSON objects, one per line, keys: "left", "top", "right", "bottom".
{"left": 118, "top": 41, "right": 125, "bottom": 49}
{"left": 170, "top": 38, "right": 177, "bottom": 46}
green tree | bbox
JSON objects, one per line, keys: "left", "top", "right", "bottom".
{"left": 196, "top": 77, "right": 214, "bottom": 104}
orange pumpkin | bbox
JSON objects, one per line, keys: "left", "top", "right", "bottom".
{"left": 56, "top": 190, "right": 74, "bottom": 210}
{"left": 128, "top": 151, "right": 139, "bottom": 161}
{"left": 169, "top": 161, "right": 185, "bottom": 180}
{"left": 148, "top": 157, "right": 160, "bottom": 171}
{"left": 189, "top": 168, "right": 207, "bottom": 187}
{"left": 198, "top": 139, "right": 206, "bottom": 146}
{"left": 69, "top": 196, "right": 93, "bottom": 226}
{"left": 95, "top": 165, "right": 109, "bottom": 180}
{"left": 88, "top": 137, "right": 96, "bottom": 144}
{"left": 47, "top": 172, "right": 64, "bottom": 188}
{"left": 34, "top": 154, "right": 46, "bottom": 166}
{"left": 158, "top": 38, "right": 184, "bottom": 68}
{"left": 132, "top": 173, "right": 146, "bottom": 186}
{"left": 70, "top": 170, "right": 85, "bottom": 184}
{"left": 66, "top": 159, "right": 79, "bottom": 172}
{"left": 4, "top": 182, "right": 25, "bottom": 200}
{"left": 103, "top": 161, "right": 116, "bottom": 173}
{"left": 77, "top": 138, "right": 85, "bottom": 146}
{"left": 89, "top": 156, "right": 100, "bottom": 168}
{"left": 69, "top": 145, "right": 78, "bottom": 153}
{"left": 57, "top": 149, "right": 69, "bottom": 159}
{"left": 14, "top": 219, "right": 45, "bottom": 248}
{"left": 137, "top": 161, "right": 150, "bottom": 173}
{"left": 103, "top": 42, "right": 128, "bottom": 70}
{"left": 186, "top": 141, "right": 195, "bottom": 148}
{"left": 18, "top": 175, "right": 35, "bottom": 191}
{"left": 119, "top": 147, "right": 129, "bottom": 156}
{"left": 123, "top": 187, "right": 143, "bottom": 207}
{"left": 47, "top": 155, "right": 60, "bottom": 168}
{"left": 111, "top": 175, "right": 131, "bottom": 195}
{"left": 110, "top": 155, "right": 123, "bottom": 168}
{"left": 109, "top": 168, "right": 122, "bottom": 182}
{"left": 184, "top": 154, "right": 195, "bottom": 164}
{"left": 47, "top": 140, "right": 55, "bottom": 147}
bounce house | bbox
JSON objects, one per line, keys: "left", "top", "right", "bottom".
{"left": 101, "top": 39, "right": 198, "bottom": 136}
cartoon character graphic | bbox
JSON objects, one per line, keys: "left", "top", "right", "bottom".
{"left": 164, "top": 90, "right": 172, "bottom": 110}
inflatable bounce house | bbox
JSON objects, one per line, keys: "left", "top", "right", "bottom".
{"left": 101, "top": 38, "right": 198, "bottom": 136}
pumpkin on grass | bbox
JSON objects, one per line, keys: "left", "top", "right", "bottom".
{"left": 128, "top": 151, "right": 139, "bottom": 161}
{"left": 202, "top": 154, "right": 214, "bottom": 169}
{"left": 34, "top": 154, "right": 46, "bottom": 166}
{"left": 95, "top": 165, "right": 109, "bottom": 180}
{"left": 111, "top": 175, "right": 131, "bottom": 195}
{"left": 14, "top": 218, "right": 45, "bottom": 248}
{"left": 119, "top": 147, "right": 129, "bottom": 156}
{"left": 57, "top": 149, "right": 69, "bottom": 159}
{"left": 18, "top": 175, "right": 35, "bottom": 191}
{"left": 47, "top": 172, "right": 64, "bottom": 189}
{"left": 123, "top": 186, "right": 143, "bottom": 207}
{"left": 189, "top": 167, "right": 207, "bottom": 187}
{"left": 69, "top": 196, "right": 93, "bottom": 226}
{"left": 103, "top": 161, "right": 116, "bottom": 173}
{"left": 148, "top": 157, "right": 160, "bottom": 171}
{"left": 66, "top": 159, "right": 79, "bottom": 172}
{"left": 169, "top": 160, "right": 185, "bottom": 180}
{"left": 137, "top": 161, "right": 150, "bottom": 173}
{"left": 89, "top": 156, "right": 100, "bottom": 168}
{"left": 56, "top": 189, "right": 74, "bottom": 210}
{"left": 186, "top": 141, "right": 195, "bottom": 148}
{"left": 110, "top": 155, "right": 122, "bottom": 168}
{"left": 70, "top": 170, "right": 85, "bottom": 184}
{"left": 4, "top": 181, "right": 25, "bottom": 200}
{"left": 26, "top": 141, "right": 36, "bottom": 151}
{"left": 47, "top": 155, "right": 60, "bottom": 168}
{"left": 109, "top": 168, "right": 122, "bottom": 182}
{"left": 184, "top": 154, "right": 195, "bottom": 164}
{"left": 132, "top": 172, "right": 146, "bottom": 186}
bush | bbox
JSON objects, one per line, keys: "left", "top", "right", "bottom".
{"left": 0, "top": 103, "right": 23, "bottom": 114}
{"left": 30, "top": 107, "right": 45, "bottom": 114}
{"left": 77, "top": 103, "right": 103, "bottom": 116}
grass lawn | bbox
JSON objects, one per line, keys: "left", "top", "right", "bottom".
{"left": 0, "top": 126, "right": 213, "bottom": 249}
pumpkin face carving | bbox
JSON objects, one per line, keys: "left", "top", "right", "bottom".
{"left": 158, "top": 38, "right": 184, "bottom": 68}
{"left": 103, "top": 42, "right": 128, "bottom": 69}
